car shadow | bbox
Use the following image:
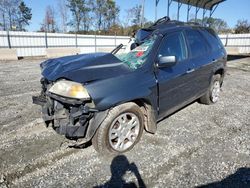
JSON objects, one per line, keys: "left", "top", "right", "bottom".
{"left": 157, "top": 100, "right": 197, "bottom": 124}
{"left": 197, "top": 167, "right": 250, "bottom": 188}
{"left": 94, "top": 155, "right": 146, "bottom": 188}
{"left": 227, "top": 55, "right": 249, "bottom": 61}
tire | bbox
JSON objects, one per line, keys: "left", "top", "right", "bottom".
{"left": 199, "top": 74, "right": 222, "bottom": 105}
{"left": 92, "top": 102, "right": 144, "bottom": 155}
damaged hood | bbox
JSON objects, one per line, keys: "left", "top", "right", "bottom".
{"left": 41, "top": 53, "right": 131, "bottom": 83}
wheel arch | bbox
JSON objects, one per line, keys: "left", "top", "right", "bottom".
{"left": 131, "top": 98, "right": 157, "bottom": 134}
{"left": 214, "top": 68, "right": 225, "bottom": 85}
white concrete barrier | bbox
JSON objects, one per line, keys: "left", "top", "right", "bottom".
{"left": 225, "top": 47, "right": 240, "bottom": 55}
{"left": 46, "top": 48, "right": 81, "bottom": 58}
{"left": 96, "top": 47, "right": 113, "bottom": 53}
{"left": 0, "top": 49, "right": 18, "bottom": 60}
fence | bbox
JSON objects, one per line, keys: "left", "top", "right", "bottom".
{"left": 219, "top": 33, "right": 250, "bottom": 54}
{"left": 0, "top": 31, "right": 250, "bottom": 57}
{"left": 0, "top": 31, "right": 130, "bottom": 57}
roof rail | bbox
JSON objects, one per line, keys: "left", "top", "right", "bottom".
{"left": 185, "top": 22, "right": 202, "bottom": 26}
{"left": 151, "top": 16, "right": 171, "bottom": 27}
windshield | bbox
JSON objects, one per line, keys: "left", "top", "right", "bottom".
{"left": 115, "top": 35, "right": 157, "bottom": 69}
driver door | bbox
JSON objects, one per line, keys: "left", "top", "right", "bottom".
{"left": 156, "top": 31, "right": 196, "bottom": 119}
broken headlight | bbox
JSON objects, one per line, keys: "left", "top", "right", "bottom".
{"left": 49, "top": 80, "right": 90, "bottom": 100}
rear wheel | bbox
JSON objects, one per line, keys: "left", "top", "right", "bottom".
{"left": 199, "top": 74, "right": 222, "bottom": 105}
{"left": 92, "top": 102, "right": 144, "bottom": 155}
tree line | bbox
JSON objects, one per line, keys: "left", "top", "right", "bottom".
{"left": 39, "top": 0, "right": 146, "bottom": 36}
{"left": 0, "top": 0, "right": 250, "bottom": 35}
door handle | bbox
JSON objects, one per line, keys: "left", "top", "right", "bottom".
{"left": 212, "top": 59, "right": 217, "bottom": 63}
{"left": 186, "top": 68, "right": 195, "bottom": 74}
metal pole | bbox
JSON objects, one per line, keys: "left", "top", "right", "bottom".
{"left": 187, "top": 2, "right": 191, "bottom": 22}
{"left": 194, "top": 1, "right": 200, "bottom": 22}
{"left": 45, "top": 32, "right": 48, "bottom": 48}
{"left": 7, "top": 30, "right": 11, "bottom": 49}
{"left": 195, "top": 7, "right": 197, "bottom": 22}
{"left": 177, "top": 1, "right": 182, "bottom": 21}
{"left": 225, "top": 34, "right": 228, "bottom": 47}
{"left": 155, "top": 0, "right": 160, "bottom": 21}
{"left": 209, "top": 4, "right": 219, "bottom": 18}
{"left": 75, "top": 33, "right": 78, "bottom": 48}
{"left": 202, "top": 9, "right": 207, "bottom": 26}
{"left": 141, "top": 0, "right": 145, "bottom": 27}
{"left": 177, "top": 0, "right": 180, "bottom": 21}
{"left": 94, "top": 34, "right": 97, "bottom": 52}
{"left": 155, "top": 0, "right": 157, "bottom": 21}
{"left": 195, "top": 7, "right": 200, "bottom": 22}
{"left": 2, "top": 13, "right": 6, "bottom": 31}
{"left": 167, "top": 0, "right": 171, "bottom": 17}
{"left": 115, "top": 32, "right": 117, "bottom": 47}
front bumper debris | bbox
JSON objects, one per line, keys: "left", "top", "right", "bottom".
{"left": 33, "top": 93, "right": 94, "bottom": 139}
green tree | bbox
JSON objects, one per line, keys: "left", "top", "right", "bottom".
{"left": 235, "top": 19, "right": 250, "bottom": 34}
{"left": 94, "top": 0, "right": 106, "bottom": 31}
{"left": 67, "top": 0, "right": 91, "bottom": 32}
{"left": 17, "top": 1, "right": 32, "bottom": 31}
{"left": 131, "top": 5, "right": 142, "bottom": 26}
{"left": 104, "top": 0, "right": 119, "bottom": 31}
{"left": 189, "top": 17, "right": 229, "bottom": 34}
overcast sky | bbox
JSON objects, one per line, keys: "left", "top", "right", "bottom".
{"left": 24, "top": 0, "right": 250, "bottom": 32}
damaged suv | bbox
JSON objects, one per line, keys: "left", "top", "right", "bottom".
{"left": 33, "top": 18, "right": 227, "bottom": 154}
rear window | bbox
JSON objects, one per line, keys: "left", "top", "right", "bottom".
{"left": 184, "top": 29, "right": 208, "bottom": 58}
{"left": 200, "top": 28, "right": 224, "bottom": 51}
{"left": 135, "top": 29, "right": 152, "bottom": 43}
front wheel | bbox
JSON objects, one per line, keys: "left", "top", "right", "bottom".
{"left": 92, "top": 102, "right": 144, "bottom": 155}
{"left": 199, "top": 74, "right": 222, "bottom": 105}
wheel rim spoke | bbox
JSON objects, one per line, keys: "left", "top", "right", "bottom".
{"left": 212, "top": 81, "right": 220, "bottom": 102}
{"left": 108, "top": 112, "right": 140, "bottom": 152}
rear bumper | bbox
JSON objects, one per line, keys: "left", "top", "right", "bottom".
{"left": 32, "top": 94, "right": 108, "bottom": 141}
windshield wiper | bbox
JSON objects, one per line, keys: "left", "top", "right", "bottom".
{"left": 111, "top": 44, "right": 123, "bottom": 54}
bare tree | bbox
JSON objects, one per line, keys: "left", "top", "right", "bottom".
{"left": 0, "top": 0, "right": 21, "bottom": 30}
{"left": 235, "top": 20, "right": 250, "bottom": 34}
{"left": 42, "top": 5, "right": 57, "bottom": 32}
{"left": 58, "top": 0, "right": 68, "bottom": 33}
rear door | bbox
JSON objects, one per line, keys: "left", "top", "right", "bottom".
{"left": 156, "top": 31, "right": 196, "bottom": 118}
{"left": 183, "top": 28, "right": 212, "bottom": 97}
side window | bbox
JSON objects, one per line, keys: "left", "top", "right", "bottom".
{"left": 200, "top": 28, "right": 224, "bottom": 51}
{"left": 158, "top": 32, "right": 187, "bottom": 62}
{"left": 185, "top": 29, "right": 208, "bottom": 58}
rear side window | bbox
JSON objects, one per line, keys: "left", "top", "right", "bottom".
{"left": 185, "top": 29, "right": 208, "bottom": 58}
{"left": 158, "top": 32, "right": 187, "bottom": 62}
{"left": 200, "top": 28, "right": 224, "bottom": 51}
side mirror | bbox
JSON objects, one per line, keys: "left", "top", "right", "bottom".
{"left": 157, "top": 56, "right": 177, "bottom": 68}
{"left": 130, "top": 43, "right": 138, "bottom": 50}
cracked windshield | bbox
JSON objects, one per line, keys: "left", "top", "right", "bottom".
{"left": 116, "top": 35, "right": 157, "bottom": 69}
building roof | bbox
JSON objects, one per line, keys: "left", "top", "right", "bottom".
{"left": 172, "top": 0, "right": 226, "bottom": 10}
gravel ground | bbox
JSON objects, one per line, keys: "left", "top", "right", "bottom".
{"left": 0, "top": 57, "right": 249, "bottom": 188}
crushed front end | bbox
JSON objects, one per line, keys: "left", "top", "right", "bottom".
{"left": 33, "top": 78, "right": 104, "bottom": 140}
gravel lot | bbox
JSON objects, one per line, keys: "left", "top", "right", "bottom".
{"left": 0, "top": 57, "right": 250, "bottom": 188}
